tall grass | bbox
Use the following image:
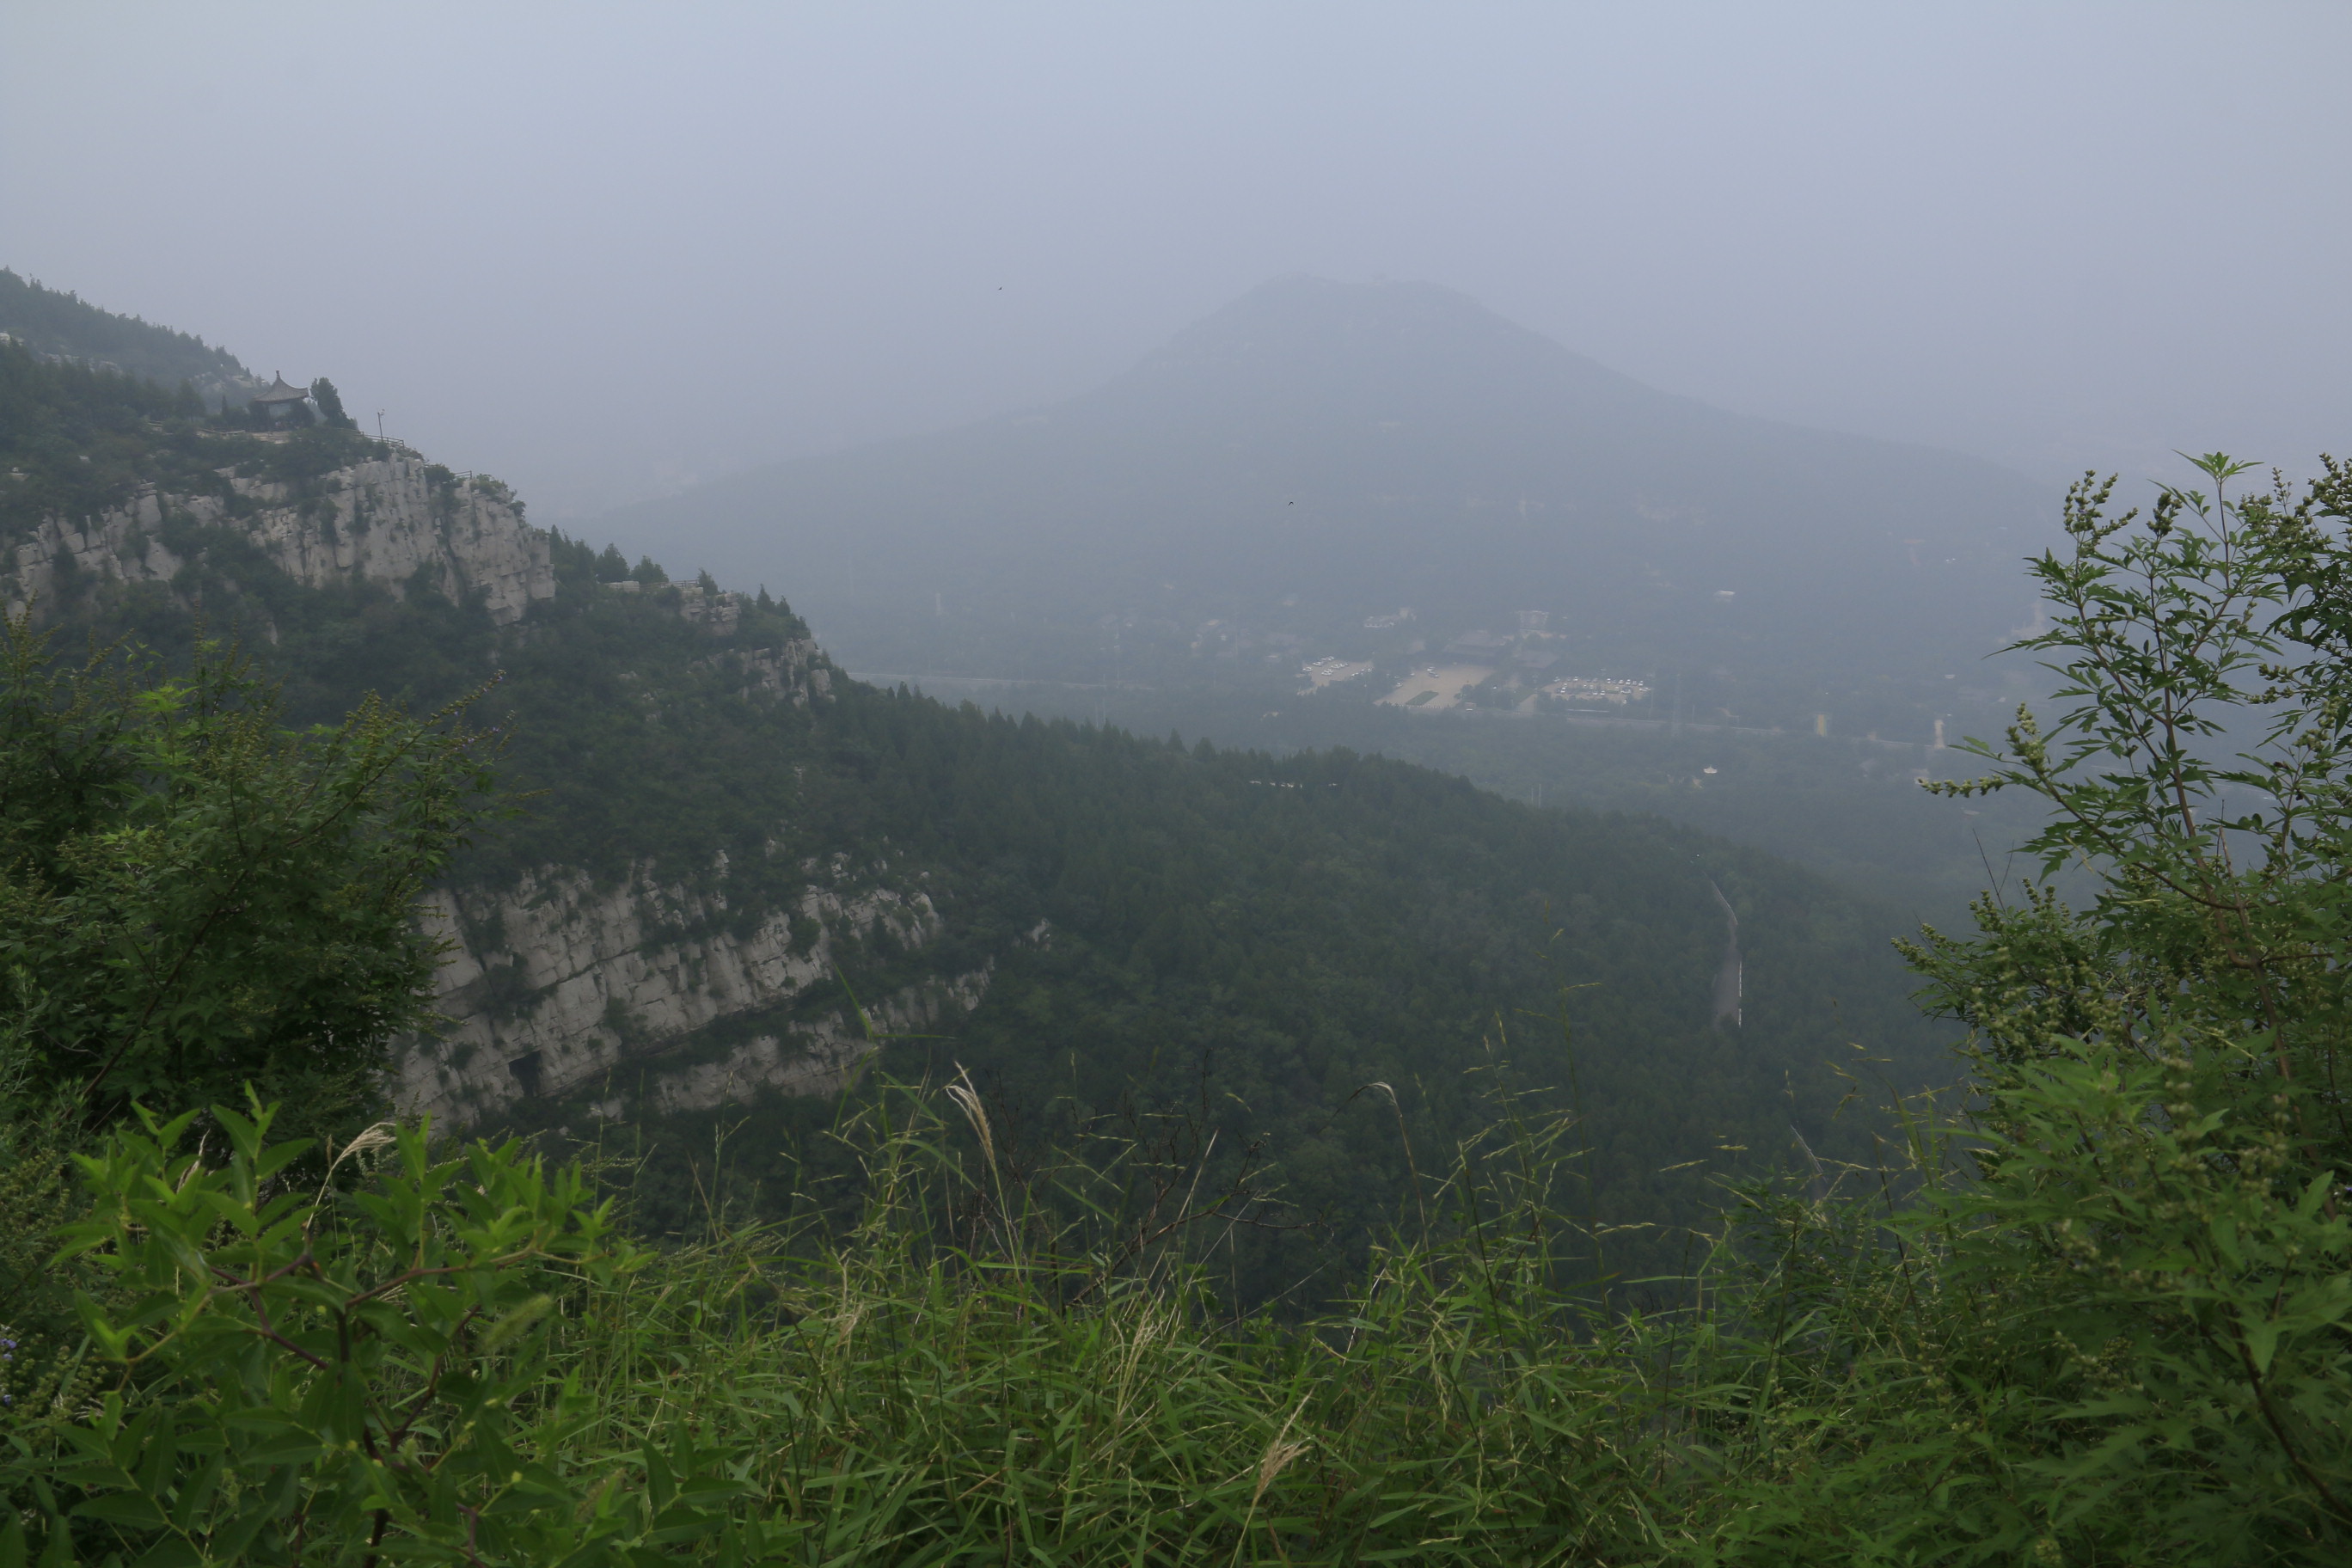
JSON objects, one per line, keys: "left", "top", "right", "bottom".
{"left": 9, "top": 1033, "right": 2346, "bottom": 1562}
{"left": 547, "top": 1059, "right": 1697, "bottom": 1562}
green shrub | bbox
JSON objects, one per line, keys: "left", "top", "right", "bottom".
{"left": 4, "top": 1098, "right": 770, "bottom": 1565}
{"left": 0, "top": 616, "right": 505, "bottom": 1141}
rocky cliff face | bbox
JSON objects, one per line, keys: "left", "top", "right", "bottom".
{"left": 3, "top": 453, "right": 554, "bottom": 624}
{"left": 396, "top": 857, "right": 994, "bottom": 1127}
{"left": 389, "top": 625, "right": 985, "bottom": 1128}
{"left": 6, "top": 448, "right": 991, "bottom": 1130}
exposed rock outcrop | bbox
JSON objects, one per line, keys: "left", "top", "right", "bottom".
{"left": 3, "top": 455, "right": 554, "bottom": 623}
{"left": 395, "top": 860, "right": 989, "bottom": 1129}
{"left": 10, "top": 444, "right": 962, "bottom": 1130}
{"left": 700, "top": 640, "right": 833, "bottom": 705}
{"left": 628, "top": 963, "right": 993, "bottom": 1119}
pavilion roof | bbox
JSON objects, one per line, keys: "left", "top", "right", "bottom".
{"left": 252, "top": 374, "right": 311, "bottom": 405}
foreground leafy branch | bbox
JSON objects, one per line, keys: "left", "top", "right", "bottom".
{"left": 0, "top": 614, "right": 505, "bottom": 1142}
{"left": 9, "top": 1099, "right": 769, "bottom": 1565}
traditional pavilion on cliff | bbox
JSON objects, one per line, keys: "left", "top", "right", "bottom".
{"left": 251, "top": 374, "right": 313, "bottom": 423}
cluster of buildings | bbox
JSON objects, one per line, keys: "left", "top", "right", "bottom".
{"left": 1363, "top": 610, "right": 1651, "bottom": 713}
{"left": 1207, "top": 603, "right": 1654, "bottom": 714}
{"left": 1298, "top": 656, "right": 1373, "bottom": 692}
{"left": 1191, "top": 619, "right": 1310, "bottom": 663}
{"left": 1541, "top": 675, "right": 1651, "bottom": 707}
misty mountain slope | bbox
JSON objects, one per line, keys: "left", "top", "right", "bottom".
{"left": 608, "top": 277, "right": 2055, "bottom": 733}
{"left": 5, "top": 328, "right": 1950, "bottom": 1301}
{"left": 0, "top": 268, "right": 258, "bottom": 405}
{"left": 923, "top": 676, "right": 2062, "bottom": 932}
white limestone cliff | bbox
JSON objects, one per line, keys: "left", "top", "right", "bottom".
{"left": 3, "top": 455, "right": 554, "bottom": 623}
{"left": 9, "top": 444, "right": 968, "bottom": 1129}
{"left": 395, "top": 860, "right": 991, "bottom": 1128}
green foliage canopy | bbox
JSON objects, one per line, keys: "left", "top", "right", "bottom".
{"left": 15, "top": 1099, "right": 759, "bottom": 1565}
{"left": 1913, "top": 453, "right": 2352, "bottom": 1166}
{"left": 1798, "top": 453, "right": 2352, "bottom": 1557}
{"left": 0, "top": 618, "right": 504, "bottom": 1138}
{"left": 307, "top": 378, "right": 356, "bottom": 432}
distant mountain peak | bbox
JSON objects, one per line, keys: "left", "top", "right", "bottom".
{"left": 1106, "top": 274, "right": 1656, "bottom": 416}
{"left": 603, "top": 273, "right": 2051, "bottom": 711}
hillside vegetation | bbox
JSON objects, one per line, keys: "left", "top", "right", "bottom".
{"left": 936, "top": 676, "right": 2065, "bottom": 932}
{"left": 604, "top": 275, "right": 2062, "bottom": 932}
{"left": 0, "top": 337, "right": 385, "bottom": 545}
{"left": 3, "top": 451, "right": 2349, "bottom": 1562}
{"left": 9, "top": 286, "right": 2347, "bottom": 1559}
{"left": 0, "top": 268, "right": 254, "bottom": 403}
{"left": 0, "top": 334, "right": 1939, "bottom": 1307}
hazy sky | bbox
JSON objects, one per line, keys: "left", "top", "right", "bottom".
{"left": 6, "top": 3, "right": 2348, "bottom": 523}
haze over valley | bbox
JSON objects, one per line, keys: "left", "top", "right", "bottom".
{"left": 7, "top": 7, "right": 2352, "bottom": 1559}
{"left": 601, "top": 271, "right": 2068, "bottom": 920}
{"left": 610, "top": 275, "right": 2053, "bottom": 735}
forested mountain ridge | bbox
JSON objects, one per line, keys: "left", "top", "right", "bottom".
{"left": 2, "top": 322, "right": 1947, "bottom": 1298}
{"left": 603, "top": 276, "right": 2055, "bottom": 740}
{"left": 0, "top": 267, "right": 258, "bottom": 407}
{"left": 1, "top": 345, "right": 948, "bottom": 1132}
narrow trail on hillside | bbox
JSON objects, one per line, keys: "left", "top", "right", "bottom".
{"left": 1708, "top": 878, "right": 1743, "bottom": 1029}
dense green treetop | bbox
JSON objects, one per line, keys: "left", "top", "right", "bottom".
{"left": 1912, "top": 453, "right": 2352, "bottom": 1167}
